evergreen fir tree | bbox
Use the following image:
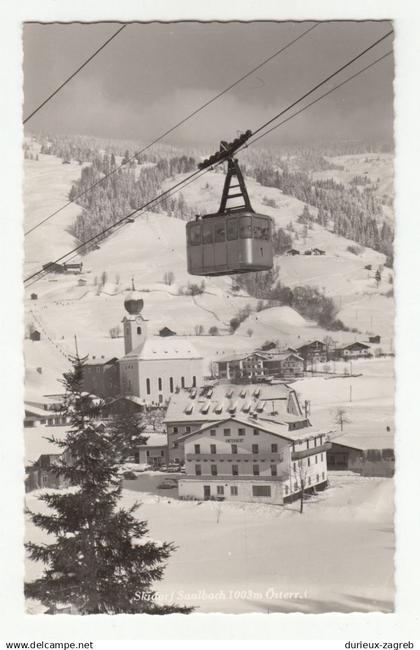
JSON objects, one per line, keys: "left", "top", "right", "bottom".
{"left": 25, "top": 356, "right": 192, "bottom": 615}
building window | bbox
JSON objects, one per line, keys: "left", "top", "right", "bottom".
{"left": 322, "top": 472, "right": 325, "bottom": 480}
{"left": 173, "top": 426, "right": 178, "bottom": 434}
{"left": 195, "top": 465, "right": 201, "bottom": 476}
{"left": 238, "top": 428, "right": 245, "bottom": 436}
{"left": 270, "top": 465, "right": 277, "bottom": 476}
{"left": 137, "top": 326, "right": 142, "bottom": 335}
{"left": 315, "top": 455, "right": 318, "bottom": 464}
{"left": 158, "top": 394, "right": 163, "bottom": 404}
{"left": 210, "top": 429, "right": 216, "bottom": 436}
{"left": 316, "top": 474, "right": 319, "bottom": 483}
{"left": 253, "top": 464, "right": 260, "bottom": 476}
{"left": 284, "top": 485, "right": 289, "bottom": 495}
{"left": 308, "top": 457, "right": 311, "bottom": 467}
{"left": 210, "top": 444, "right": 216, "bottom": 454}
{"left": 186, "top": 426, "right": 191, "bottom": 433}
{"left": 223, "top": 428, "right": 231, "bottom": 436}
{"left": 232, "top": 464, "right": 239, "bottom": 476}
{"left": 146, "top": 378, "right": 151, "bottom": 395}
{"left": 271, "top": 443, "right": 278, "bottom": 453}
{"left": 293, "top": 462, "right": 296, "bottom": 472}
{"left": 307, "top": 440, "right": 310, "bottom": 449}
{"left": 158, "top": 377, "right": 162, "bottom": 391}
{"left": 173, "top": 442, "right": 178, "bottom": 449}
{"left": 321, "top": 453, "right": 324, "bottom": 461}
{"left": 211, "top": 465, "right": 217, "bottom": 476}
{"left": 181, "top": 377, "right": 185, "bottom": 388}
{"left": 252, "top": 444, "right": 259, "bottom": 454}
{"left": 230, "top": 486, "right": 238, "bottom": 496}
{"left": 308, "top": 476, "right": 311, "bottom": 486}
{"left": 194, "top": 444, "right": 200, "bottom": 454}
{"left": 253, "top": 428, "right": 259, "bottom": 436}
{"left": 294, "top": 482, "right": 298, "bottom": 491}
{"left": 231, "top": 444, "right": 237, "bottom": 454}
{"left": 170, "top": 377, "right": 174, "bottom": 393}
{"left": 252, "top": 485, "right": 271, "bottom": 497}
{"left": 192, "top": 376, "right": 196, "bottom": 387}
{"left": 217, "top": 486, "right": 224, "bottom": 496}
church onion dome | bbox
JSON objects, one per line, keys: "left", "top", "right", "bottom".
{"left": 124, "top": 290, "right": 144, "bottom": 315}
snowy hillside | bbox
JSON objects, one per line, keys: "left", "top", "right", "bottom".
{"left": 24, "top": 149, "right": 394, "bottom": 397}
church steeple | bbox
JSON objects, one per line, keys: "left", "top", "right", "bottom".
{"left": 122, "top": 280, "right": 148, "bottom": 354}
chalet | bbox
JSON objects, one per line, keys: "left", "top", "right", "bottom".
{"left": 215, "top": 351, "right": 267, "bottom": 381}
{"left": 30, "top": 293, "right": 38, "bottom": 300}
{"left": 102, "top": 395, "right": 145, "bottom": 416}
{"left": 82, "top": 356, "right": 120, "bottom": 399}
{"left": 369, "top": 335, "right": 381, "bottom": 344}
{"left": 25, "top": 453, "right": 69, "bottom": 492}
{"left": 30, "top": 330, "right": 41, "bottom": 342}
{"left": 262, "top": 351, "right": 304, "bottom": 378}
{"left": 312, "top": 248, "right": 326, "bottom": 255}
{"left": 24, "top": 401, "right": 70, "bottom": 428}
{"left": 63, "top": 262, "right": 83, "bottom": 274}
{"left": 286, "top": 249, "right": 300, "bottom": 256}
{"left": 178, "top": 416, "right": 331, "bottom": 504}
{"left": 164, "top": 382, "right": 308, "bottom": 464}
{"left": 159, "top": 326, "right": 177, "bottom": 337}
{"left": 43, "top": 262, "right": 65, "bottom": 273}
{"left": 136, "top": 432, "right": 168, "bottom": 467}
{"left": 304, "top": 250, "right": 312, "bottom": 256}
{"left": 327, "top": 434, "right": 394, "bottom": 477}
{"left": 296, "top": 340, "right": 327, "bottom": 370}
{"left": 336, "top": 342, "right": 371, "bottom": 359}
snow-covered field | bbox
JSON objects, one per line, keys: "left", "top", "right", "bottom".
{"left": 25, "top": 472, "right": 394, "bottom": 614}
{"left": 23, "top": 149, "right": 395, "bottom": 614}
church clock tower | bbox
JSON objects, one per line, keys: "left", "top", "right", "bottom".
{"left": 122, "top": 280, "right": 148, "bottom": 354}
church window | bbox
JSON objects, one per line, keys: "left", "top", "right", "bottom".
{"left": 181, "top": 377, "right": 185, "bottom": 388}
{"left": 137, "top": 326, "right": 142, "bottom": 335}
{"left": 170, "top": 377, "right": 174, "bottom": 393}
{"left": 158, "top": 377, "right": 162, "bottom": 391}
{"left": 146, "top": 378, "right": 151, "bottom": 395}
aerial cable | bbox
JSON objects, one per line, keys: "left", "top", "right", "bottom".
{"left": 23, "top": 166, "right": 211, "bottom": 289}
{"left": 246, "top": 50, "right": 393, "bottom": 147}
{"left": 251, "top": 29, "right": 393, "bottom": 139}
{"left": 24, "top": 32, "right": 393, "bottom": 287}
{"left": 23, "top": 24, "right": 127, "bottom": 125}
{"left": 24, "top": 23, "right": 319, "bottom": 237}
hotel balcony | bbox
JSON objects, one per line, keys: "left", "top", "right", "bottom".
{"left": 291, "top": 441, "right": 331, "bottom": 460}
{"left": 185, "top": 452, "right": 285, "bottom": 463}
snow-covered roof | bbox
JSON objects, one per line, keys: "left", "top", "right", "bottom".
{"left": 330, "top": 431, "right": 394, "bottom": 451}
{"left": 164, "top": 383, "right": 297, "bottom": 424}
{"left": 122, "top": 337, "right": 202, "bottom": 361}
{"left": 139, "top": 433, "right": 167, "bottom": 448}
{"left": 179, "top": 416, "right": 331, "bottom": 444}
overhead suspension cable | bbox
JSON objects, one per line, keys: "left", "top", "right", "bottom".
{"left": 251, "top": 29, "right": 393, "bottom": 138}
{"left": 23, "top": 24, "right": 127, "bottom": 125}
{"left": 24, "top": 29, "right": 393, "bottom": 287}
{"left": 246, "top": 50, "right": 393, "bottom": 147}
{"left": 24, "top": 23, "right": 319, "bottom": 237}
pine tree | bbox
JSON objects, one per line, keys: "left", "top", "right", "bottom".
{"left": 25, "top": 356, "right": 192, "bottom": 615}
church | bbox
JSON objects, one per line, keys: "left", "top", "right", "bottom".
{"left": 118, "top": 288, "right": 204, "bottom": 405}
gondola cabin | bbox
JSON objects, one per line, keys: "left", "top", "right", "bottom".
{"left": 186, "top": 153, "right": 273, "bottom": 276}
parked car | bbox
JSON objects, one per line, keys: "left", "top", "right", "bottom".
{"left": 122, "top": 470, "right": 137, "bottom": 480}
{"left": 158, "top": 479, "right": 178, "bottom": 489}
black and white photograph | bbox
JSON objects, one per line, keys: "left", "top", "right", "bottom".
{"left": 20, "top": 19, "right": 397, "bottom": 616}
{"left": 1, "top": 2, "right": 419, "bottom": 641}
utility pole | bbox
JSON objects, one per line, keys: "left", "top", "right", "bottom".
{"left": 74, "top": 334, "right": 79, "bottom": 358}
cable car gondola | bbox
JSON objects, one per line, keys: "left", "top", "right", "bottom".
{"left": 186, "top": 137, "right": 274, "bottom": 276}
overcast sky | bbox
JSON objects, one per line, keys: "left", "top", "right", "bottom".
{"left": 23, "top": 21, "right": 394, "bottom": 148}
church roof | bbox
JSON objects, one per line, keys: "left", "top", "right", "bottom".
{"left": 121, "top": 337, "right": 202, "bottom": 361}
